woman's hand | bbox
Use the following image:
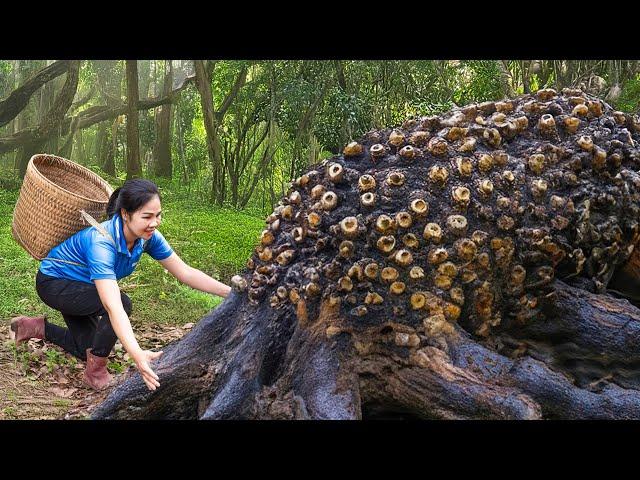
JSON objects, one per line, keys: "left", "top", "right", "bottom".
{"left": 133, "top": 350, "right": 163, "bottom": 391}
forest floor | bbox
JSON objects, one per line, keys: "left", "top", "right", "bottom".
{"left": 0, "top": 320, "right": 192, "bottom": 419}
{"left": 0, "top": 183, "right": 264, "bottom": 420}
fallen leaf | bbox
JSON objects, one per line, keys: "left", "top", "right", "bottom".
{"left": 49, "top": 386, "right": 77, "bottom": 398}
{"left": 54, "top": 373, "right": 70, "bottom": 384}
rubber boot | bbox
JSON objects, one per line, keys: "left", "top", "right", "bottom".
{"left": 83, "top": 348, "right": 114, "bottom": 391}
{"left": 10, "top": 315, "right": 46, "bottom": 345}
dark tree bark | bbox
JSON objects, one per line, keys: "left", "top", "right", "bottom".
{"left": 0, "top": 72, "right": 194, "bottom": 156}
{"left": 93, "top": 89, "right": 640, "bottom": 420}
{"left": 14, "top": 60, "right": 79, "bottom": 177}
{"left": 91, "top": 277, "right": 640, "bottom": 420}
{"left": 0, "top": 60, "right": 69, "bottom": 128}
{"left": 125, "top": 60, "right": 142, "bottom": 179}
{"left": 153, "top": 60, "right": 173, "bottom": 178}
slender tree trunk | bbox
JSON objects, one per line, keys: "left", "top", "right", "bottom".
{"left": 175, "top": 98, "right": 188, "bottom": 185}
{"left": 194, "top": 60, "right": 222, "bottom": 204}
{"left": 40, "top": 60, "right": 59, "bottom": 155}
{"left": 14, "top": 61, "right": 33, "bottom": 176}
{"left": 95, "top": 122, "right": 107, "bottom": 167}
{"left": 497, "top": 60, "right": 516, "bottom": 98}
{"left": 103, "top": 121, "right": 116, "bottom": 176}
{"left": 139, "top": 60, "right": 153, "bottom": 173}
{"left": 75, "top": 128, "right": 85, "bottom": 162}
{"left": 520, "top": 60, "right": 531, "bottom": 94}
{"left": 93, "top": 60, "right": 119, "bottom": 173}
{"left": 125, "top": 60, "right": 142, "bottom": 179}
{"left": 153, "top": 60, "right": 173, "bottom": 178}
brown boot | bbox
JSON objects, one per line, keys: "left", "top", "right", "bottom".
{"left": 10, "top": 315, "right": 46, "bottom": 345}
{"left": 83, "top": 348, "right": 114, "bottom": 391}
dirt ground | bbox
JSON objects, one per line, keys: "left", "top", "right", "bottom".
{"left": 0, "top": 321, "right": 194, "bottom": 420}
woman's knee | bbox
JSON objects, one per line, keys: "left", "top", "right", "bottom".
{"left": 120, "top": 293, "right": 133, "bottom": 315}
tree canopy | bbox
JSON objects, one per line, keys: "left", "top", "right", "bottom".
{"left": 1, "top": 60, "right": 639, "bottom": 213}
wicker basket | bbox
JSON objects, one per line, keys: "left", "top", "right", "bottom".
{"left": 11, "top": 154, "right": 114, "bottom": 260}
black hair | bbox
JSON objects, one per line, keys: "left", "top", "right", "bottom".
{"left": 106, "top": 179, "right": 161, "bottom": 220}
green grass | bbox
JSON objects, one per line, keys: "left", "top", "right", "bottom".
{"left": 0, "top": 186, "right": 265, "bottom": 328}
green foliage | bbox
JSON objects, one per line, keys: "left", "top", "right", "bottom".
{"left": 78, "top": 60, "right": 97, "bottom": 88}
{"left": 615, "top": 77, "right": 640, "bottom": 113}
{"left": 44, "top": 348, "right": 68, "bottom": 372}
{"left": 3, "top": 59, "right": 640, "bottom": 216}
{"left": 457, "top": 61, "right": 505, "bottom": 105}
{"left": 107, "top": 360, "right": 126, "bottom": 374}
{"left": 10, "top": 343, "right": 36, "bottom": 371}
{"left": 0, "top": 60, "right": 13, "bottom": 95}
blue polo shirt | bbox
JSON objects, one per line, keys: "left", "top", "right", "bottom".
{"left": 39, "top": 213, "right": 173, "bottom": 284}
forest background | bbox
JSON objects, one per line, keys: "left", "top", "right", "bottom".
{"left": 1, "top": 60, "right": 639, "bottom": 418}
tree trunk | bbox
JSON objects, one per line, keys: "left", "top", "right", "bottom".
{"left": 103, "top": 120, "right": 116, "bottom": 176}
{"left": 0, "top": 60, "right": 69, "bottom": 128}
{"left": 0, "top": 68, "right": 194, "bottom": 157}
{"left": 92, "top": 275, "right": 640, "bottom": 420}
{"left": 14, "top": 60, "right": 79, "bottom": 177}
{"left": 153, "top": 60, "right": 173, "bottom": 178}
{"left": 194, "top": 61, "right": 248, "bottom": 205}
{"left": 125, "top": 60, "right": 142, "bottom": 179}
{"left": 497, "top": 60, "right": 516, "bottom": 98}
{"left": 175, "top": 98, "right": 188, "bottom": 185}
{"left": 95, "top": 122, "right": 107, "bottom": 168}
{"left": 13, "top": 61, "right": 35, "bottom": 177}
{"left": 93, "top": 89, "right": 640, "bottom": 420}
{"left": 194, "top": 60, "right": 222, "bottom": 204}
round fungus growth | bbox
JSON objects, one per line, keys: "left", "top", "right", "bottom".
{"left": 239, "top": 87, "right": 640, "bottom": 346}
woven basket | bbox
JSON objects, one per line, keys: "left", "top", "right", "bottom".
{"left": 11, "top": 154, "right": 114, "bottom": 260}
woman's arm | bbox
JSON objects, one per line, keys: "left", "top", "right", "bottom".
{"left": 159, "top": 252, "right": 231, "bottom": 298}
{"left": 94, "top": 279, "right": 163, "bottom": 390}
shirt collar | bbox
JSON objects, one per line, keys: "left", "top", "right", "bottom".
{"left": 112, "top": 213, "right": 144, "bottom": 257}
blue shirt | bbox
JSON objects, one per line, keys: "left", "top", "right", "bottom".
{"left": 39, "top": 213, "right": 173, "bottom": 284}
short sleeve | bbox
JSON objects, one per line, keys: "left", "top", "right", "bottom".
{"left": 87, "top": 237, "right": 117, "bottom": 281}
{"left": 145, "top": 229, "right": 173, "bottom": 260}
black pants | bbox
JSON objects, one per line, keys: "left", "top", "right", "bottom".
{"left": 35, "top": 271, "right": 132, "bottom": 360}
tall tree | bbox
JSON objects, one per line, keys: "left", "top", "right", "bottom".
{"left": 194, "top": 60, "right": 222, "bottom": 203}
{"left": 93, "top": 60, "right": 122, "bottom": 175}
{"left": 194, "top": 60, "right": 247, "bottom": 204}
{"left": 153, "top": 60, "right": 173, "bottom": 178}
{"left": 14, "top": 60, "right": 80, "bottom": 177}
{"left": 125, "top": 60, "right": 142, "bottom": 179}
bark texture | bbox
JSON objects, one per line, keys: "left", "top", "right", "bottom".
{"left": 94, "top": 88, "right": 640, "bottom": 419}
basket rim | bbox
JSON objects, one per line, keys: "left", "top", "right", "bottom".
{"left": 28, "top": 153, "right": 114, "bottom": 204}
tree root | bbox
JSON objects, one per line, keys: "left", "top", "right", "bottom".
{"left": 93, "top": 280, "right": 640, "bottom": 420}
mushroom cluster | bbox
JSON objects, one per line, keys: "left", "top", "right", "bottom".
{"left": 232, "top": 88, "right": 640, "bottom": 344}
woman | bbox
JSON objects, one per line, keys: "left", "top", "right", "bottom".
{"left": 10, "top": 179, "right": 231, "bottom": 391}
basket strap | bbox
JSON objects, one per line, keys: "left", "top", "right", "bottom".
{"left": 42, "top": 257, "right": 84, "bottom": 267}
{"left": 79, "top": 210, "right": 117, "bottom": 248}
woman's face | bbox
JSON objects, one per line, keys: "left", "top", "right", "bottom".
{"left": 122, "top": 195, "right": 162, "bottom": 240}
